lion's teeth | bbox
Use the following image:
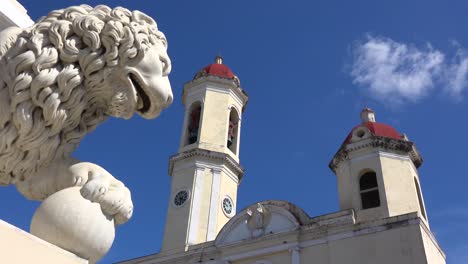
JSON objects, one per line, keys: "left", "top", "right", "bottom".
{"left": 137, "top": 95, "right": 143, "bottom": 110}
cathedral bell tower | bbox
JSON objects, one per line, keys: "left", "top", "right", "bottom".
{"left": 162, "top": 56, "right": 248, "bottom": 252}
{"left": 329, "top": 109, "right": 428, "bottom": 224}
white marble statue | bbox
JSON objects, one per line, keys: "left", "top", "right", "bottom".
{"left": 0, "top": 5, "right": 172, "bottom": 262}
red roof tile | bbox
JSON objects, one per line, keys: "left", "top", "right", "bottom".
{"left": 343, "top": 122, "right": 401, "bottom": 145}
{"left": 201, "top": 63, "right": 235, "bottom": 79}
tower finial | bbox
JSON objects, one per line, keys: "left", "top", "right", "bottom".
{"left": 360, "top": 107, "right": 376, "bottom": 123}
{"left": 215, "top": 55, "right": 223, "bottom": 64}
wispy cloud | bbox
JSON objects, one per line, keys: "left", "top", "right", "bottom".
{"left": 447, "top": 48, "right": 468, "bottom": 98}
{"left": 350, "top": 35, "right": 468, "bottom": 105}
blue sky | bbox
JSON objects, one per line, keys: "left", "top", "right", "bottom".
{"left": 1, "top": 0, "right": 467, "bottom": 263}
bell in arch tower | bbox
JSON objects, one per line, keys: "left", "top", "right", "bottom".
{"left": 161, "top": 56, "right": 248, "bottom": 252}
{"left": 329, "top": 108, "right": 428, "bottom": 224}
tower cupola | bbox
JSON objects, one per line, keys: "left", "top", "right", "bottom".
{"left": 330, "top": 109, "right": 427, "bottom": 224}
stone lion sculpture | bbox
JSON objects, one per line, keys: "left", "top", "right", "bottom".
{"left": 0, "top": 5, "right": 173, "bottom": 227}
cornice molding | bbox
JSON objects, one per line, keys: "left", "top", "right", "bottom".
{"left": 329, "top": 136, "right": 423, "bottom": 173}
{"left": 169, "top": 148, "right": 245, "bottom": 180}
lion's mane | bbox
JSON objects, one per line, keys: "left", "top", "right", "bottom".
{"left": 0, "top": 5, "right": 167, "bottom": 185}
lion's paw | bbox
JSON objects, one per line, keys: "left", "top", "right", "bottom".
{"left": 71, "top": 162, "right": 133, "bottom": 225}
{"left": 80, "top": 179, "right": 109, "bottom": 202}
{"left": 73, "top": 175, "right": 84, "bottom": 186}
{"left": 115, "top": 203, "right": 133, "bottom": 226}
{"left": 99, "top": 186, "right": 133, "bottom": 225}
{"left": 99, "top": 190, "right": 124, "bottom": 214}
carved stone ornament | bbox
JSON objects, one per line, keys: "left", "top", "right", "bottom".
{"left": 169, "top": 148, "right": 245, "bottom": 180}
{"left": 0, "top": 5, "right": 173, "bottom": 263}
{"left": 329, "top": 136, "right": 423, "bottom": 173}
{"left": 246, "top": 203, "right": 272, "bottom": 237}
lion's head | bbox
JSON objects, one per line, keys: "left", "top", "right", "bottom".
{"left": 0, "top": 5, "right": 173, "bottom": 185}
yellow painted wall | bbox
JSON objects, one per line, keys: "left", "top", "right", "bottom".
{"left": 380, "top": 156, "right": 424, "bottom": 220}
{"left": 337, "top": 152, "right": 389, "bottom": 221}
{"left": 198, "top": 90, "right": 230, "bottom": 153}
{"left": 233, "top": 251, "right": 291, "bottom": 264}
{"left": 182, "top": 83, "right": 245, "bottom": 163}
{"left": 195, "top": 168, "right": 214, "bottom": 242}
{"left": 300, "top": 243, "right": 329, "bottom": 263}
{"left": 420, "top": 226, "right": 446, "bottom": 264}
{"left": 163, "top": 162, "right": 240, "bottom": 250}
{"left": 161, "top": 163, "right": 197, "bottom": 251}
{"left": 221, "top": 224, "right": 441, "bottom": 264}
{"left": 337, "top": 150, "right": 427, "bottom": 223}
{"left": 216, "top": 170, "right": 239, "bottom": 233}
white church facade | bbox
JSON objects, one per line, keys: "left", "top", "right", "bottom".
{"left": 120, "top": 58, "right": 446, "bottom": 264}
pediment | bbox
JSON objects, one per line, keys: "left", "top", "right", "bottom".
{"left": 215, "top": 201, "right": 302, "bottom": 246}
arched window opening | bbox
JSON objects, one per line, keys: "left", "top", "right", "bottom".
{"left": 359, "top": 171, "right": 380, "bottom": 209}
{"left": 186, "top": 103, "right": 201, "bottom": 145}
{"left": 414, "top": 177, "right": 427, "bottom": 220}
{"left": 227, "top": 108, "right": 239, "bottom": 154}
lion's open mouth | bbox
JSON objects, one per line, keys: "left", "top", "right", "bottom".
{"left": 129, "top": 73, "right": 151, "bottom": 114}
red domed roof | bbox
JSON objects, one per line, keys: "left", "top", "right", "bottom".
{"left": 342, "top": 109, "right": 402, "bottom": 145}
{"left": 343, "top": 121, "right": 402, "bottom": 145}
{"left": 194, "top": 56, "right": 237, "bottom": 80}
{"left": 201, "top": 63, "right": 235, "bottom": 79}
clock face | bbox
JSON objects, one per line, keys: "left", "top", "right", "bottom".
{"left": 174, "top": 190, "right": 189, "bottom": 207}
{"left": 222, "top": 197, "right": 233, "bottom": 216}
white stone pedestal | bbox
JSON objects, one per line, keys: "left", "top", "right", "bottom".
{"left": 0, "top": 219, "right": 87, "bottom": 264}
{"left": 31, "top": 187, "right": 115, "bottom": 264}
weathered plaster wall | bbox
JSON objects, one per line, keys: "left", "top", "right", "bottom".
{"left": 233, "top": 251, "right": 291, "bottom": 264}
{"left": 380, "top": 155, "right": 427, "bottom": 221}
{"left": 216, "top": 169, "right": 238, "bottom": 232}
{"left": 420, "top": 225, "right": 446, "bottom": 264}
{"left": 161, "top": 163, "right": 197, "bottom": 251}
{"left": 336, "top": 148, "right": 426, "bottom": 223}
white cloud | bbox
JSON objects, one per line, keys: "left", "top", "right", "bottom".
{"left": 350, "top": 36, "right": 468, "bottom": 104}
{"left": 447, "top": 49, "right": 468, "bottom": 98}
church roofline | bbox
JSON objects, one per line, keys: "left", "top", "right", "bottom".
{"left": 117, "top": 210, "right": 440, "bottom": 264}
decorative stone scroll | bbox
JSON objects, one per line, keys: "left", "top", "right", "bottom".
{"left": 0, "top": 5, "right": 173, "bottom": 263}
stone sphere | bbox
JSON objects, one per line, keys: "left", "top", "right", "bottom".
{"left": 31, "top": 187, "right": 115, "bottom": 263}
